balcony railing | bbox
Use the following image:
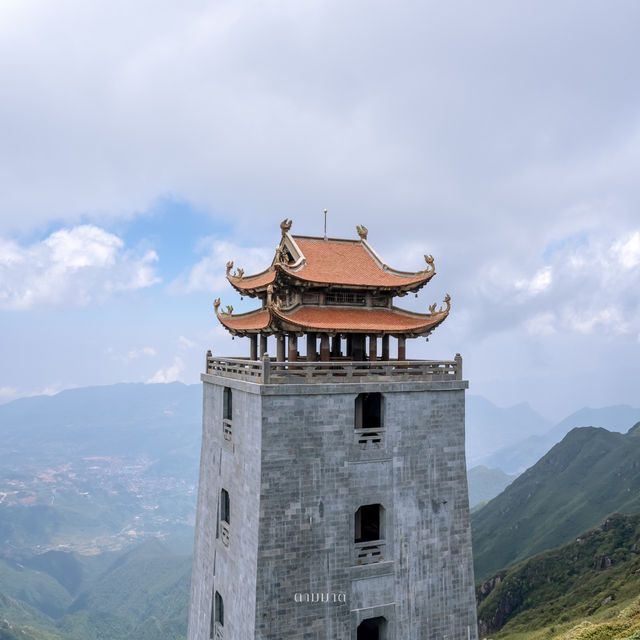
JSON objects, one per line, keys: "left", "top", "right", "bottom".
{"left": 355, "top": 539, "right": 385, "bottom": 565}
{"left": 220, "top": 521, "right": 230, "bottom": 547}
{"left": 222, "top": 419, "right": 232, "bottom": 441}
{"left": 205, "top": 353, "right": 462, "bottom": 385}
{"left": 214, "top": 622, "right": 224, "bottom": 639}
{"left": 355, "top": 428, "right": 384, "bottom": 448}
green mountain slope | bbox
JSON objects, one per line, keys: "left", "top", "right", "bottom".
{"left": 472, "top": 425, "right": 640, "bottom": 580}
{"left": 476, "top": 513, "right": 640, "bottom": 638}
{"left": 0, "top": 541, "right": 191, "bottom": 640}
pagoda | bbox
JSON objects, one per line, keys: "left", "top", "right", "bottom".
{"left": 187, "top": 218, "right": 478, "bottom": 640}
{"left": 214, "top": 218, "right": 451, "bottom": 362}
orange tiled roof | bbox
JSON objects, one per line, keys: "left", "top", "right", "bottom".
{"left": 217, "top": 305, "right": 447, "bottom": 334}
{"left": 217, "top": 309, "right": 271, "bottom": 331}
{"left": 275, "top": 306, "right": 446, "bottom": 332}
{"left": 230, "top": 270, "right": 276, "bottom": 291}
{"left": 229, "top": 236, "right": 434, "bottom": 292}
{"left": 286, "top": 238, "right": 432, "bottom": 288}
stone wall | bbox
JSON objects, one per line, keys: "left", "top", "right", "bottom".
{"left": 188, "top": 375, "right": 478, "bottom": 640}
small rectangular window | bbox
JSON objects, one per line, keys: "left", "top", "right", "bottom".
{"left": 223, "top": 388, "right": 232, "bottom": 421}
{"left": 219, "top": 489, "right": 230, "bottom": 547}
{"left": 222, "top": 388, "right": 232, "bottom": 441}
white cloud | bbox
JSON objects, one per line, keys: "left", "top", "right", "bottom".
{"left": 515, "top": 266, "right": 553, "bottom": 298}
{"left": 470, "top": 227, "right": 640, "bottom": 340}
{"left": 0, "top": 225, "right": 160, "bottom": 310}
{"left": 106, "top": 346, "right": 157, "bottom": 362}
{"left": 146, "top": 356, "right": 184, "bottom": 384}
{"left": 613, "top": 231, "right": 640, "bottom": 269}
{"left": 0, "top": 382, "right": 78, "bottom": 405}
{"left": 0, "top": 386, "right": 18, "bottom": 402}
{"left": 563, "top": 307, "right": 629, "bottom": 336}
{"left": 178, "top": 335, "right": 196, "bottom": 349}
{"left": 525, "top": 312, "right": 557, "bottom": 336}
{"left": 170, "top": 239, "right": 273, "bottom": 294}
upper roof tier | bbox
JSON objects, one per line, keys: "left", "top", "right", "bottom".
{"left": 227, "top": 220, "right": 436, "bottom": 296}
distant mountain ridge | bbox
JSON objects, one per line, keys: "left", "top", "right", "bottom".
{"left": 477, "top": 404, "right": 640, "bottom": 474}
{"left": 465, "top": 395, "right": 552, "bottom": 466}
{"left": 466, "top": 465, "right": 516, "bottom": 509}
{"left": 472, "top": 423, "right": 640, "bottom": 580}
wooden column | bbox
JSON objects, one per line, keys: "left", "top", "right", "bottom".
{"left": 320, "top": 333, "right": 330, "bottom": 361}
{"left": 276, "top": 334, "right": 285, "bottom": 362}
{"left": 288, "top": 333, "right": 298, "bottom": 362}
{"left": 307, "top": 332, "right": 317, "bottom": 361}
{"left": 382, "top": 335, "right": 390, "bottom": 361}
{"left": 397, "top": 335, "right": 406, "bottom": 361}
{"left": 368, "top": 335, "right": 377, "bottom": 361}
{"left": 249, "top": 334, "right": 257, "bottom": 360}
{"left": 260, "top": 334, "right": 268, "bottom": 357}
{"left": 331, "top": 335, "right": 341, "bottom": 357}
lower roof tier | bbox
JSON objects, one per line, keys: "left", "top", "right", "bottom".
{"left": 214, "top": 297, "right": 450, "bottom": 337}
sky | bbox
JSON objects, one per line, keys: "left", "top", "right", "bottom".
{"left": 1, "top": 0, "right": 639, "bottom": 421}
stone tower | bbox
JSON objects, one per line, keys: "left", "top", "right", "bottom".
{"left": 187, "top": 220, "right": 478, "bottom": 640}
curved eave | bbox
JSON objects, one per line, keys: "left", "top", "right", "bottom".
{"left": 216, "top": 308, "right": 272, "bottom": 335}
{"left": 227, "top": 269, "right": 277, "bottom": 296}
{"left": 271, "top": 305, "right": 449, "bottom": 335}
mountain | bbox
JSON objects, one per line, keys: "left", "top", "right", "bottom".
{"left": 0, "top": 382, "right": 201, "bottom": 556}
{"left": 472, "top": 423, "right": 640, "bottom": 580}
{"left": 0, "top": 540, "right": 191, "bottom": 640}
{"left": 476, "top": 512, "right": 640, "bottom": 638}
{"left": 465, "top": 395, "right": 552, "bottom": 466}
{"left": 0, "top": 382, "right": 202, "bottom": 466}
{"left": 479, "top": 405, "right": 640, "bottom": 474}
{"left": 466, "top": 466, "right": 516, "bottom": 509}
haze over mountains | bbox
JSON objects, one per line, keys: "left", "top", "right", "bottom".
{"left": 467, "top": 395, "right": 640, "bottom": 474}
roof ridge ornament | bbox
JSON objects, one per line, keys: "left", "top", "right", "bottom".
{"left": 423, "top": 254, "right": 435, "bottom": 273}
{"left": 213, "top": 298, "right": 234, "bottom": 316}
{"left": 225, "top": 261, "right": 234, "bottom": 276}
{"left": 428, "top": 293, "right": 451, "bottom": 315}
{"left": 280, "top": 218, "right": 293, "bottom": 235}
{"left": 356, "top": 224, "right": 368, "bottom": 240}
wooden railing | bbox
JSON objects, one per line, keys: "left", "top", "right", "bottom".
{"left": 214, "top": 622, "right": 224, "bottom": 639}
{"left": 205, "top": 352, "right": 463, "bottom": 384}
{"left": 355, "top": 539, "right": 385, "bottom": 565}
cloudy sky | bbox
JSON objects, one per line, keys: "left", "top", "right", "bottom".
{"left": 1, "top": 0, "right": 639, "bottom": 420}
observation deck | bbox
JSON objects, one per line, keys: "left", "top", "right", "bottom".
{"left": 204, "top": 352, "right": 463, "bottom": 385}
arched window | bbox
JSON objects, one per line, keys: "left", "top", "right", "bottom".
{"left": 357, "top": 616, "right": 387, "bottom": 640}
